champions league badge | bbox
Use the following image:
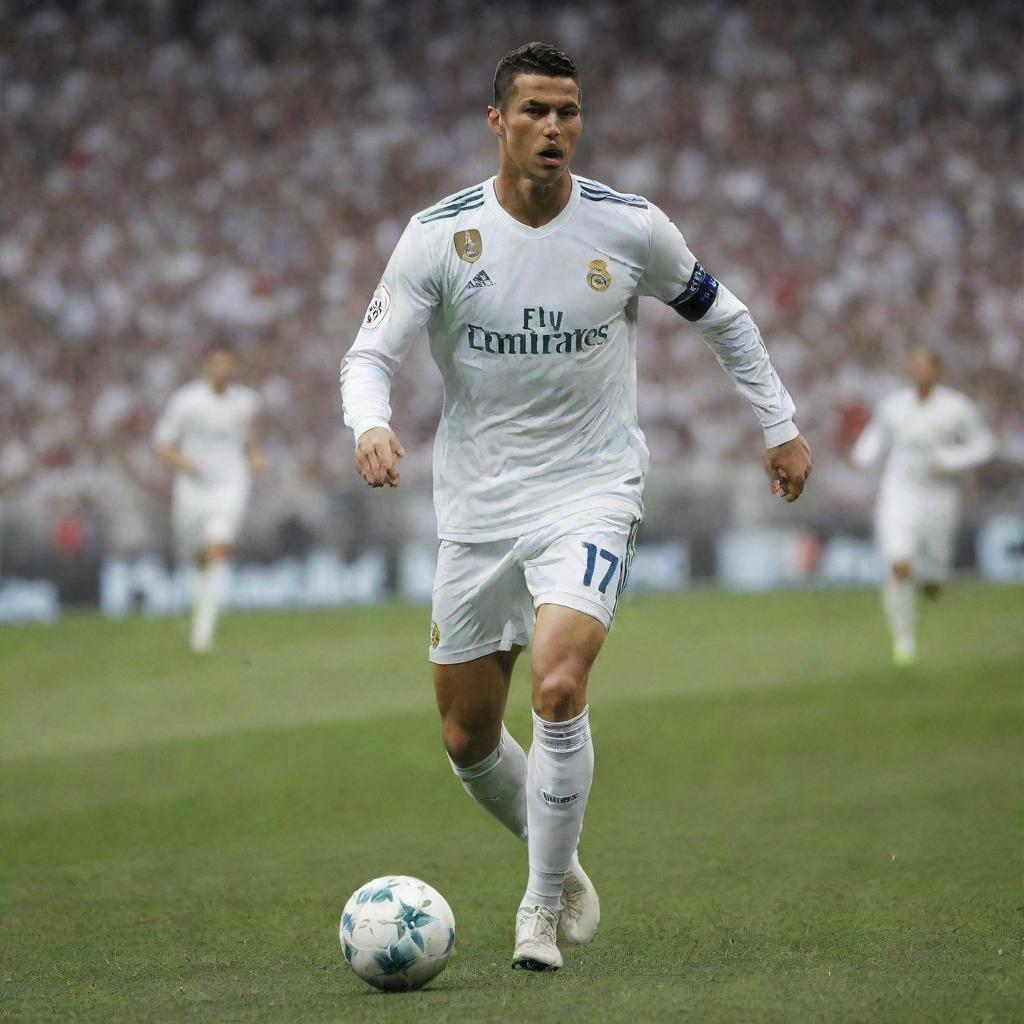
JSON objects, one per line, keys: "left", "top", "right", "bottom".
{"left": 454, "top": 229, "right": 482, "bottom": 263}
{"left": 587, "top": 258, "right": 611, "bottom": 292}
{"left": 361, "top": 283, "right": 391, "bottom": 330}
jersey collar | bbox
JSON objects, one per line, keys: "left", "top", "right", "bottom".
{"left": 484, "top": 173, "right": 581, "bottom": 239}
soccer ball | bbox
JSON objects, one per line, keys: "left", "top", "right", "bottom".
{"left": 339, "top": 875, "right": 456, "bottom": 991}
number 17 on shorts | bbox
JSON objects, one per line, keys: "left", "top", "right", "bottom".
{"left": 581, "top": 542, "right": 620, "bottom": 596}
{"left": 523, "top": 512, "right": 640, "bottom": 630}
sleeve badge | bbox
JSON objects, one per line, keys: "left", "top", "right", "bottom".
{"left": 361, "top": 283, "right": 391, "bottom": 330}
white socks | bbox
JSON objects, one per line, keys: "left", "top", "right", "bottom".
{"left": 882, "top": 575, "right": 916, "bottom": 656}
{"left": 522, "top": 707, "right": 593, "bottom": 912}
{"left": 191, "top": 559, "right": 228, "bottom": 653}
{"left": 449, "top": 724, "right": 528, "bottom": 842}
{"left": 448, "top": 710, "right": 593, "bottom": 914}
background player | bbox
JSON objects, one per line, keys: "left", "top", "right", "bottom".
{"left": 852, "top": 347, "right": 995, "bottom": 665}
{"left": 341, "top": 42, "right": 812, "bottom": 971}
{"left": 153, "top": 343, "right": 264, "bottom": 653}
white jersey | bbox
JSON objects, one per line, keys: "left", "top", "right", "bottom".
{"left": 153, "top": 379, "right": 261, "bottom": 497}
{"left": 341, "top": 174, "right": 797, "bottom": 542}
{"left": 852, "top": 385, "right": 995, "bottom": 507}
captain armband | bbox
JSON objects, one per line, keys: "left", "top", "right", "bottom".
{"left": 668, "top": 262, "right": 720, "bottom": 322}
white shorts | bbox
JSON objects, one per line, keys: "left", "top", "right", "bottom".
{"left": 876, "top": 491, "right": 958, "bottom": 582}
{"left": 429, "top": 508, "right": 641, "bottom": 665}
{"left": 173, "top": 484, "right": 249, "bottom": 560}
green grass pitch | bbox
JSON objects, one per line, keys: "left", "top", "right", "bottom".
{"left": 2, "top": 583, "right": 1022, "bottom": 1023}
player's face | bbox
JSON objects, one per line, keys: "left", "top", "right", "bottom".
{"left": 203, "top": 349, "right": 237, "bottom": 389}
{"left": 908, "top": 349, "right": 941, "bottom": 389}
{"left": 489, "top": 74, "right": 582, "bottom": 184}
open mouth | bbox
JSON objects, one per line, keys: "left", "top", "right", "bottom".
{"left": 538, "top": 147, "right": 563, "bottom": 165}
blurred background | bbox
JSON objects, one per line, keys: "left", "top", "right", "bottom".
{"left": 1, "top": 0, "right": 1021, "bottom": 621}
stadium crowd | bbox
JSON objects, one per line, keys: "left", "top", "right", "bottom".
{"left": 1, "top": 0, "right": 1021, "bottom": 565}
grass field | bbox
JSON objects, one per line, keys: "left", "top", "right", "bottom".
{"left": 2, "top": 584, "right": 1022, "bottom": 1023}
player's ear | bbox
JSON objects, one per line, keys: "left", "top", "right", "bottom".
{"left": 486, "top": 105, "right": 504, "bottom": 138}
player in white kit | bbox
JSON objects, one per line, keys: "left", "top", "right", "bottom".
{"left": 852, "top": 347, "right": 995, "bottom": 666}
{"left": 340, "top": 43, "right": 813, "bottom": 971}
{"left": 153, "top": 343, "right": 264, "bottom": 653}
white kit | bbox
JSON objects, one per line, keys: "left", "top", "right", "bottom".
{"left": 341, "top": 174, "right": 796, "bottom": 542}
{"left": 853, "top": 385, "right": 995, "bottom": 579}
{"left": 153, "top": 379, "right": 262, "bottom": 556}
{"left": 342, "top": 173, "right": 798, "bottom": 659}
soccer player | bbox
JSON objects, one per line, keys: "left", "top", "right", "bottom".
{"left": 852, "top": 347, "right": 995, "bottom": 666}
{"left": 340, "top": 42, "right": 812, "bottom": 971}
{"left": 153, "top": 342, "right": 264, "bottom": 653}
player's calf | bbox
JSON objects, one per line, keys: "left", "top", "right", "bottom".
{"left": 520, "top": 607, "right": 600, "bottom": 929}
{"left": 435, "top": 654, "right": 512, "bottom": 766}
{"left": 883, "top": 560, "right": 918, "bottom": 666}
{"left": 447, "top": 723, "right": 529, "bottom": 843}
{"left": 436, "top": 654, "right": 528, "bottom": 840}
{"left": 190, "top": 548, "right": 231, "bottom": 653}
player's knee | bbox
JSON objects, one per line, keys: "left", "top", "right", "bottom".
{"left": 891, "top": 561, "right": 912, "bottom": 581}
{"left": 440, "top": 717, "right": 496, "bottom": 768}
{"left": 532, "top": 669, "right": 586, "bottom": 721}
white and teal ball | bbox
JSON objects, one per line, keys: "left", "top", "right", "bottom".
{"left": 339, "top": 875, "right": 455, "bottom": 992}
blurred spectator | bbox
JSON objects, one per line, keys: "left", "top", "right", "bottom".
{"left": 52, "top": 500, "right": 86, "bottom": 559}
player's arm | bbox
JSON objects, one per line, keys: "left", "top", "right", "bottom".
{"left": 244, "top": 437, "right": 266, "bottom": 475}
{"left": 340, "top": 217, "right": 438, "bottom": 488}
{"left": 850, "top": 407, "right": 889, "bottom": 469}
{"left": 931, "top": 399, "right": 997, "bottom": 474}
{"left": 152, "top": 398, "right": 200, "bottom": 477}
{"left": 639, "top": 205, "right": 812, "bottom": 502}
{"left": 155, "top": 444, "right": 200, "bottom": 476}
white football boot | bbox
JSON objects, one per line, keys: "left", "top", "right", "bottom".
{"left": 892, "top": 637, "right": 917, "bottom": 667}
{"left": 560, "top": 853, "right": 600, "bottom": 944}
{"left": 512, "top": 905, "right": 562, "bottom": 972}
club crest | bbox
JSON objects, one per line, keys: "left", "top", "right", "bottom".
{"left": 587, "top": 258, "right": 611, "bottom": 292}
{"left": 454, "top": 229, "right": 482, "bottom": 263}
{"left": 362, "top": 284, "right": 391, "bottom": 330}
{"left": 430, "top": 621, "right": 441, "bottom": 648}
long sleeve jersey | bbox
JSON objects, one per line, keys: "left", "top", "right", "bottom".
{"left": 341, "top": 174, "right": 798, "bottom": 542}
{"left": 852, "top": 385, "right": 996, "bottom": 502}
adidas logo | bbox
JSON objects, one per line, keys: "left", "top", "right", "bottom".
{"left": 465, "top": 270, "right": 494, "bottom": 290}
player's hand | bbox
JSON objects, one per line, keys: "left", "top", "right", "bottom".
{"left": 180, "top": 457, "right": 202, "bottom": 478}
{"left": 766, "top": 434, "right": 813, "bottom": 503}
{"left": 248, "top": 449, "right": 267, "bottom": 475}
{"left": 355, "top": 427, "right": 405, "bottom": 488}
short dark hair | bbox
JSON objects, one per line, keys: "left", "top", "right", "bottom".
{"left": 493, "top": 42, "right": 580, "bottom": 110}
{"left": 202, "top": 340, "right": 236, "bottom": 359}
